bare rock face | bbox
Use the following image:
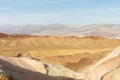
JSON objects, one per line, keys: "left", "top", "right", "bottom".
{"left": 111, "top": 68, "right": 120, "bottom": 80}
{"left": 83, "top": 46, "right": 120, "bottom": 80}
{"left": 0, "top": 70, "right": 14, "bottom": 80}
{"left": 1, "top": 46, "right": 120, "bottom": 80}
{"left": 103, "top": 67, "right": 120, "bottom": 80}
{"left": 0, "top": 56, "right": 84, "bottom": 80}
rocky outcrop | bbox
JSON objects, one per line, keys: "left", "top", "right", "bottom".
{"left": 83, "top": 46, "right": 120, "bottom": 80}
{"left": 1, "top": 46, "right": 120, "bottom": 80}
{"left": 84, "top": 46, "right": 120, "bottom": 72}
{"left": 103, "top": 67, "right": 120, "bottom": 80}
{"left": 0, "top": 70, "right": 14, "bottom": 80}
{"left": 0, "top": 56, "right": 84, "bottom": 80}
{"left": 23, "top": 58, "right": 76, "bottom": 78}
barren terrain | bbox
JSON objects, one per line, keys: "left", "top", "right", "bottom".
{"left": 0, "top": 35, "right": 120, "bottom": 72}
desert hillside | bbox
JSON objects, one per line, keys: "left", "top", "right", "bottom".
{"left": 1, "top": 46, "right": 120, "bottom": 80}
{"left": 0, "top": 34, "right": 120, "bottom": 80}
{"left": 1, "top": 0, "right": 120, "bottom": 80}
{"left": 0, "top": 34, "right": 120, "bottom": 71}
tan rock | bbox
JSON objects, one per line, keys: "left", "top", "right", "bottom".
{"left": 103, "top": 67, "right": 120, "bottom": 80}
{"left": 0, "top": 70, "right": 13, "bottom": 80}
{"left": 84, "top": 46, "right": 120, "bottom": 80}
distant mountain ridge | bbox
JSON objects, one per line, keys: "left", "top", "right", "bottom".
{"left": 0, "top": 24, "right": 120, "bottom": 38}
{"left": 0, "top": 33, "right": 31, "bottom": 38}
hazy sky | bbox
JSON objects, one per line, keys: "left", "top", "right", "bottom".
{"left": 0, "top": 0, "right": 120, "bottom": 25}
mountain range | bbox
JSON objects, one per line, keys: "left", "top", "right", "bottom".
{"left": 0, "top": 24, "right": 120, "bottom": 38}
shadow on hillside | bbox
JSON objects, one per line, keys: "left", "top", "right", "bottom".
{"left": 0, "top": 59, "right": 74, "bottom": 80}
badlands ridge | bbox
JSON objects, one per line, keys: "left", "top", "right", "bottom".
{"left": 0, "top": 34, "right": 120, "bottom": 80}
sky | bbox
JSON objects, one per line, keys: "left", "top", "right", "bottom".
{"left": 0, "top": 0, "right": 120, "bottom": 25}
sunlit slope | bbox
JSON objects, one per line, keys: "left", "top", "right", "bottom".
{"left": 1, "top": 46, "right": 120, "bottom": 80}
{"left": 0, "top": 36, "right": 120, "bottom": 53}
{"left": 0, "top": 36, "right": 120, "bottom": 71}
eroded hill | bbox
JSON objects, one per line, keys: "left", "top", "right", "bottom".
{"left": 0, "top": 35, "right": 120, "bottom": 71}
{"left": 1, "top": 46, "right": 120, "bottom": 80}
